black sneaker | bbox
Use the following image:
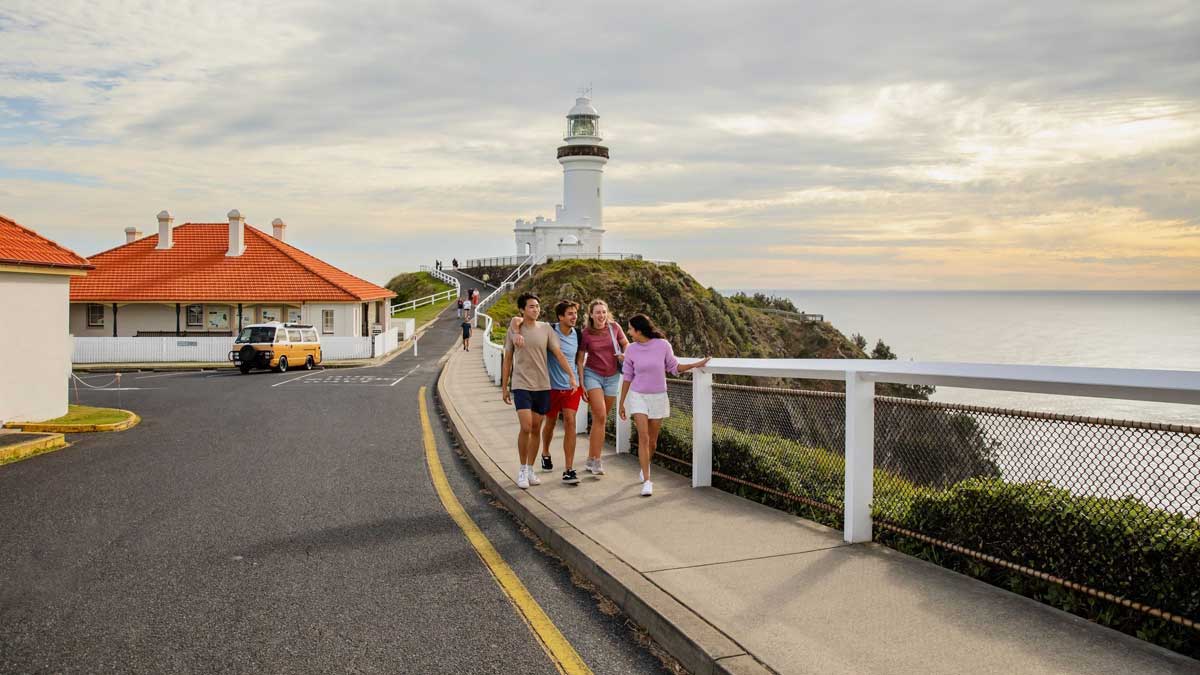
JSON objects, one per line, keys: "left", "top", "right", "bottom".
{"left": 562, "top": 469, "right": 580, "bottom": 485}
{"left": 541, "top": 455, "right": 553, "bottom": 471}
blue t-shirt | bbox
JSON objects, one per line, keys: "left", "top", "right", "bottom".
{"left": 547, "top": 324, "right": 580, "bottom": 390}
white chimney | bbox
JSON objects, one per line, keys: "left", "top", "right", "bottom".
{"left": 271, "top": 217, "right": 286, "bottom": 242}
{"left": 156, "top": 210, "right": 174, "bottom": 249}
{"left": 227, "top": 209, "right": 245, "bottom": 257}
{"left": 124, "top": 227, "right": 142, "bottom": 244}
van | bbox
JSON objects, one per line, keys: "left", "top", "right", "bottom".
{"left": 228, "top": 322, "right": 322, "bottom": 374}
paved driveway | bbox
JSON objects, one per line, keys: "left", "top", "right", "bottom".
{"left": 0, "top": 312, "right": 670, "bottom": 674}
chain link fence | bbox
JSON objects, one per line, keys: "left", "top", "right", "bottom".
{"left": 605, "top": 377, "right": 1200, "bottom": 651}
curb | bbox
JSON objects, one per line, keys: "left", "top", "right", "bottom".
{"left": 5, "top": 409, "right": 140, "bottom": 433}
{"left": 0, "top": 433, "right": 69, "bottom": 465}
{"left": 434, "top": 356, "right": 771, "bottom": 675}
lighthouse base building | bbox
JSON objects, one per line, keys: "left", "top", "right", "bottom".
{"left": 514, "top": 95, "right": 609, "bottom": 260}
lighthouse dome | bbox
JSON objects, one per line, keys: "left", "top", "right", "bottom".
{"left": 567, "top": 96, "right": 599, "bottom": 118}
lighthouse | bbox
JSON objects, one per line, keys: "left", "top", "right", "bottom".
{"left": 514, "top": 95, "right": 608, "bottom": 259}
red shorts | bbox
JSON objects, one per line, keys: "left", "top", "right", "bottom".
{"left": 546, "top": 387, "right": 584, "bottom": 420}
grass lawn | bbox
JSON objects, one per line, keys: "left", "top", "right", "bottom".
{"left": 37, "top": 404, "right": 132, "bottom": 425}
{"left": 392, "top": 300, "right": 453, "bottom": 325}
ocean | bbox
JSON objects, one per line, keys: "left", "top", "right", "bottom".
{"left": 733, "top": 290, "right": 1200, "bottom": 426}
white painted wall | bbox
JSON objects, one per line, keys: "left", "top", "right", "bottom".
{"left": 1, "top": 271, "right": 71, "bottom": 423}
{"left": 70, "top": 301, "right": 370, "bottom": 338}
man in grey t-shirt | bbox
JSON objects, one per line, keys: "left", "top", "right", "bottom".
{"left": 502, "top": 292, "right": 577, "bottom": 490}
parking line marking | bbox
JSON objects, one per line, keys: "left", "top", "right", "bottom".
{"left": 418, "top": 387, "right": 591, "bottom": 675}
{"left": 272, "top": 370, "right": 323, "bottom": 387}
{"left": 390, "top": 365, "right": 421, "bottom": 386}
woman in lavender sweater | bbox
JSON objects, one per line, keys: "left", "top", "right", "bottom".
{"left": 618, "top": 314, "right": 710, "bottom": 497}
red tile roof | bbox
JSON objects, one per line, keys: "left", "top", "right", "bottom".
{"left": 69, "top": 223, "right": 395, "bottom": 302}
{"left": 0, "top": 214, "right": 93, "bottom": 270}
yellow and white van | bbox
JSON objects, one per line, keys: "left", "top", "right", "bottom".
{"left": 229, "top": 322, "right": 322, "bottom": 374}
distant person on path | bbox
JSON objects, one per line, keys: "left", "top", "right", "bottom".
{"left": 618, "top": 313, "right": 710, "bottom": 497}
{"left": 456, "top": 296, "right": 464, "bottom": 318}
{"left": 435, "top": 260, "right": 441, "bottom": 271}
{"left": 463, "top": 296, "right": 473, "bottom": 321}
{"left": 580, "top": 299, "right": 628, "bottom": 476}
{"left": 502, "top": 293, "right": 578, "bottom": 490}
{"left": 461, "top": 316, "right": 472, "bottom": 351}
{"left": 537, "top": 301, "right": 586, "bottom": 484}
{"left": 452, "top": 258, "right": 459, "bottom": 269}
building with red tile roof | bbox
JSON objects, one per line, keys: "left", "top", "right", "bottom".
{"left": 69, "top": 210, "right": 395, "bottom": 338}
{"left": 1, "top": 214, "right": 92, "bottom": 423}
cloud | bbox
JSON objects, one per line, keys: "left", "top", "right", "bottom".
{"left": 0, "top": 0, "right": 1198, "bottom": 288}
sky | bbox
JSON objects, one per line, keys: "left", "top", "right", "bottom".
{"left": 1, "top": 1, "right": 1198, "bottom": 290}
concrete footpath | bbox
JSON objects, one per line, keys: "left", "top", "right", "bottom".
{"left": 438, "top": 346, "right": 1200, "bottom": 675}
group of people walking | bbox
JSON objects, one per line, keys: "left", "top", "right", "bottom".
{"left": 500, "top": 294, "right": 709, "bottom": 497}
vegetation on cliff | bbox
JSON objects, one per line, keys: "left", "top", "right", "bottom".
{"left": 487, "top": 259, "right": 926, "bottom": 398}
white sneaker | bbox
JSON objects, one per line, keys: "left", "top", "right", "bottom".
{"left": 594, "top": 458, "right": 605, "bottom": 475}
{"left": 527, "top": 468, "right": 541, "bottom": 486}
{"left": 584, "top": 458, "right": 596, "bottom": 474}
{"left": 641, "top": 480, "right": 653, "bottom": 497}
{"left": 517, "top": 466, "right": 530, "bottom": 490}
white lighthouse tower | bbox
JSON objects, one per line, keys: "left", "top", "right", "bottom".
{"left": 514, "top": 94, "right": 608, "bottom": 259}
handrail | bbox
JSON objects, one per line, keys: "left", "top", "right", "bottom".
{"left": 660, "top": 357, "right": 1200, "bottom": 546}
{"left": 464, "top": 252, "right": 676, "bottom": 268}
{"left": 390, "top": 287, "right": 457, "bottom": 315}
{"left": 419, "top": 265, "right": 461, "bottom": 292}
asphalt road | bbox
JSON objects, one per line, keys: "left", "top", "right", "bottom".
{"left": 0, "top": 312, "right": 673, "bottom": 674}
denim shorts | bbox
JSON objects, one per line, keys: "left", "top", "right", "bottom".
{"left": 583, "top": 368, "right": 622, "bottom": 397}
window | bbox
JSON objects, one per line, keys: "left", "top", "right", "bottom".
{"left": 87, "top": 304, "right": 104, "bottom": 327}
{"left": 322, "top": 309, "right": 335, "bottom": 334}
{"left": 303, "top": 329, "right": 318, "bottom": 342}
{"left": 275, "top": 329, "right": 289, "bottom": 343}
{"left": 186, "top": 304, "right": 203, "bottom": 327}
{"left": 287, "top": 307, "right": 302, "bottom": 323}
{"left": 260, "top": 306, "right": 280, "bottom": 323}
{"left": 288, "top": 329, "right": 303, "bottom": 342}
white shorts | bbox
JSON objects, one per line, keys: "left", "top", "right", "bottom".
{"left": 626, "top": 391, "right": 670, "bottom": 420}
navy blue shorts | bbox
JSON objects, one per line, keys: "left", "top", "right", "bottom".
{"left": 512, "top": 389, "right": 551, "bottom": 415}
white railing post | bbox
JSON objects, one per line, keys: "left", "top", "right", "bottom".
{"left": 692, "top": 370, "right": 713, "bottom": 487}
{"left": 616, "top": 406, "right": 631, "bottom": 453}
{"left": 843, "top": 373, "right": 875, "bottom": 543}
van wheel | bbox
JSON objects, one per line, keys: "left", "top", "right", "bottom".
{"left": 304, "top": 356, "right": 315, "bottom": 370}
{"left": 239, "top": 365, "right": 251, "bottom": 375}
{"left": 277, "top": 356, "right": 289, "bottom": 373}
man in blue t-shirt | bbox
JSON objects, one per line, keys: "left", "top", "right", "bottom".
{"left": 541, "top": 300, "right": 586, "bottom": 484}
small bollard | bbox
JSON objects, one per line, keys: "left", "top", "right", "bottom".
{"left": 414, "top": 336, "right": 419, "bottom": 357}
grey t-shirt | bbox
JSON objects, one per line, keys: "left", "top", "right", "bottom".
{"left": 504, "top": 320, "right": 560, "bottom": 391}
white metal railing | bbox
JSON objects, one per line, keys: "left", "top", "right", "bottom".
{"left": 620, "top": 358, "right": 1200, "bottom": 546}
{"left": 391, "top": 287, "right": 456, "bottom": 315}
{"left": 419, "top": 265, "right": 462, "bottom": 293}
{"left": 464, "top": 252, "right": 675, "bottom": 268}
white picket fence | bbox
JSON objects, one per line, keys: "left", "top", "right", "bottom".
{"left": 72, "top": 322, "right": 414, "bottom": 364}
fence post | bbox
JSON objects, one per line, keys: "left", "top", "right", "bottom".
{"left": 616, "top": 404, "right": 631, "bottom": 454}
{"left": 844, "top": 373, "right": 875, "bottom": 543}
{"left": 691, "top": 370, "right": 713, "bottom": 487}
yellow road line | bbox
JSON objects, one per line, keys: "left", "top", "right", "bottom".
{"left": 419, "top": 387, "right": 591, "bottom": 675}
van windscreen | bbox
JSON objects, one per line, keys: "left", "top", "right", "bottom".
{"left": 235, "top": 327, "right": 275, "bottom": 343}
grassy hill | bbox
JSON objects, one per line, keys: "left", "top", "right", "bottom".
{"left": 484, "top": 259, "right": 926, "bottom": 397}
{"left": 385, "top": 271, "right": 453, "bottom": 301}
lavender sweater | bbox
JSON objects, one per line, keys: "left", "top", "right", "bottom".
{"left": 621, "top": 338, "right": 679, "bottom": 394}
